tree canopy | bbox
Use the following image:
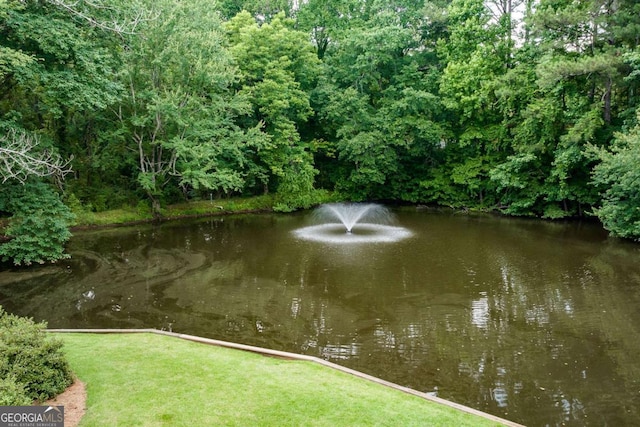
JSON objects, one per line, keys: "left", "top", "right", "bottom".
{"left": 2, "top": 0, "right": 640, "bottom": 263}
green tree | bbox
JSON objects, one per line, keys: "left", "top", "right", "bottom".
{"left": 0, "top": 0, "right": 137, "bottom": 212}
{"left": 116, "top": 0, "right": 265, "bottom": 215}
{"left": 312, "top": 0, "right": 444, "bottom": 201}
{"left": 225, "top": 11, "right": 322, "bottom": 209}
{"left": 0, "top": 0, "right": 120, "bottom": 264}
{"left": 218, "top": 0, "right": 294, "bottom": 21}
{"left": 429, "top": 0, "right": 507, "bottom": 207}
{"left": 0, "top": 0, "right": 122, "bottom": 143}
{"left": 591, "top": 110, "right": 640, "bottom": 239}
{"left": 297, "top": 0, "right": 369, "bottom": 60}
{"left": 489, "top": 0, "right": 638, "bottom": 218}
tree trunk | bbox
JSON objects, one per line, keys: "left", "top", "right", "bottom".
{"left": 603, "top": 76, "right": 612, "bottom": 124}
{"left": 149, "top": 194, "right": 162, "bottom": 220}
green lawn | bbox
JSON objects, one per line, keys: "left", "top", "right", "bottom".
{"left": 58, "top": 333, "right": 505, "bottom": 427}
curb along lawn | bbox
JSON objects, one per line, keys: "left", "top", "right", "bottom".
{"left": 57, "top": 333, "right": 504, "bottom": 427}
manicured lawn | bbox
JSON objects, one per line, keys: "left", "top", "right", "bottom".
{"left": 58, "top": 333, "right": 504, "bottom": 427}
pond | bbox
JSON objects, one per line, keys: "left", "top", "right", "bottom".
{"left": 1, "top": 207, "right": 639, "bottom": 426}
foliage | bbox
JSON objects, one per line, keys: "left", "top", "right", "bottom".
{"left": 69, "top": 195, "right": 279, "bottom": 227}
{"left": 0, "top": 182, "right": 74, "bottom": 265}
{"left": 0, "top": 376, "right": 31, "bottom": 406}
{"left": 272, "top": 151, "right": 321, "bottom": 212}
{"left": 224, "top": 11, "right": 321, "bottom": 201}
{"left": 314, "top": 1, "right": 444, "bottom": 201}
{"left": 164, "top": 194, "right": 276, "bottom": 217}
{"left": 114, "top": 0, "right": 266, "bottom": 215}
{"left": 591, "top": 111, "right": 640, "bottom": 239}
{"left": 0, "top": 0, "right": 123, "bottom": 162}
{"left": 2, "top": 0, "right": 640, "bottom": 240}
{"left": 0, "top": 307, "right": 73, "bottom": 402}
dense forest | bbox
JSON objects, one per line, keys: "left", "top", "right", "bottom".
{"left": 1, "top": 0, "right": 640, "bottom": 264}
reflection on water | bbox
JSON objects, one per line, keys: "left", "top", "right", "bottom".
{"left": 1, "top": 209, "right": 640, "bottom": 426}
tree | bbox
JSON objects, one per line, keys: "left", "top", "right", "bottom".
{"left": 431, "top": 0, "right": 507, "bottom": 207}
{"left": 45, "top": 0, "right": 155, "bottom": 35}
{"left": 218, "top": 0, "right": 295, "bottom": 21}
{"left": 0, "top": 0, "right": 128, "bottom": 210}
{"left": 225, "top": 11, "right": 322, "bottom": 209}
{"left": 591, "top": 110, "right": 640, "bottom": 239}
{"left": 116, "top": 0, "right": 265, "bottom": 215}
{"left": 0, "top": 0, "right": 123, "bottom": 137}
{"left": 297, "top": 0, "right": 360, "bottom": 60}
{"left": 489, "top": 0, "right": 639, "bottom": 218}
{"left": 310, "top": 0, "right": 444, "bottom": 201}
{"left": 0, "top": 0, "right": 108, "bottom": 264}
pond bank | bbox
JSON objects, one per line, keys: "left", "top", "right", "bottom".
{"left": 70, "top": 195, "right": 278, "bottom": 229}
{"left": 51, "top": 329, "right": 522, "bottom": 427}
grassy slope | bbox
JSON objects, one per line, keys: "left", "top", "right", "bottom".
{"left": 58, "top": 333, "right": 503, "bottom": 427}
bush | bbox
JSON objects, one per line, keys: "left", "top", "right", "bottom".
{"left": 0, "top": 181, "right": 75, "bottom": 265}
{"left": 272, "top": 154, "right": 323, "bottom": 213}
{"left": 0, "top": 307, "right": 73, "bottom": 402}
{"left": 0, "top": 376, "right": 31, "bottom": 406}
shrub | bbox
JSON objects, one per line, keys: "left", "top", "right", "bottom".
{"left": 0, "top": 181, "right": 75, "bottom": 265}
{"left": 0, "top": 376, "right": 31, "bottom": 406}
{"left": 0, "top": 307, "right": 73, "bottom": 402}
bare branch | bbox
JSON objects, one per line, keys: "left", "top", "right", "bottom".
{"left": 47, "top": 0, "right": 159, "bottom": 36}
{"left": 0, "top": 130, "right": 73, "bottom": 185}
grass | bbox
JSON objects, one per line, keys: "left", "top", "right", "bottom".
{"left": 71, "top": 195, "right": 276, "bottom": 228}
{"left": 72, "top": 207, "right": 153, "bottom": 227}
{"left": 57, "top": 333, "right": 504, "bottom": 427}
{"left": 162, "top": 195, "right": 275, "bottom": 218}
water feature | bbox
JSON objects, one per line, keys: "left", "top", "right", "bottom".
{"left": 294, "top": 203, "right": 413, "bottom": 243}
{"left": 1, "top": 208, "right": 640, "bottom": 426}
{"left": 315, "top": 203, "right": 392, "bottom": 233}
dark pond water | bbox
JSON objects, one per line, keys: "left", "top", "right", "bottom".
{"left": 1, "top": 208, "right": 640, "bottom": 426}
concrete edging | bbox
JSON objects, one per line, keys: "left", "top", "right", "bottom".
{"left": 48, "top": 328, "right": 525, "bottom": 427}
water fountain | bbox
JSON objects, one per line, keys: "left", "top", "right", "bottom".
{"left": 293, "top": 203, "right": 412, "bottom": 244}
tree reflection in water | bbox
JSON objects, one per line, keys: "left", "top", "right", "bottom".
{"left": 0, "top": 210, "right": 639, "bottom": 426}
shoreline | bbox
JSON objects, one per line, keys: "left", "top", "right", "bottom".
{"left": 50, "top": 328, "right": 525, "bottom": 427}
